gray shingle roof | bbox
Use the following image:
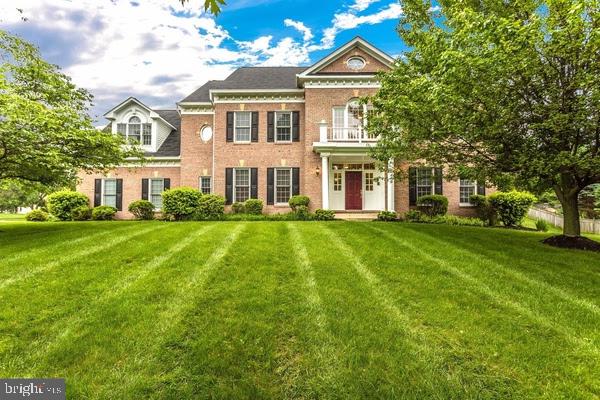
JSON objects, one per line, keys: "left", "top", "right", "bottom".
{"left": 180, "top": 66, "right": 307, "bottom": 103}
{"left": 152, "top": 110, "right": 180, "bottom": 157}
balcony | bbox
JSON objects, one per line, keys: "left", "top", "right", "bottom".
{"left": 313, "top": 121, "right": 378, "bottom": 153}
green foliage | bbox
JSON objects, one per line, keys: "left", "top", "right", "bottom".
{"left": 314, "top": 209, "right": 336, "bottom": 221}
{"left": 416, "top": 195, "right": 448, "bottom": 217}
{"left": 403, "top": 210, "right": 484, "bottom": 227}
{"left": 470, "top": 195, "right": 497, "bottom": 226}
{"left": 231, "top": 202, "right": 245, "bottom": 214}
{"left": 404, "top": 210, "right": 424, "bottom": 222}
{"left": 0, "top": 30, "right": 141, "bottom": 187}
{"left": 244, "top": 199, "right": 263, "bottom": 215}
{"left": 488, "top": 191, "right": 537, "bottom": 227}
{"left": 196, "top": 194, "right": 225, "bottom": 220}
{"left": 377, "top": 211, "right": 398, "bottom": 221}
{"left": 46, "top": 191, "right": 89, "bottom": 221}
{"left": 536, "top": 219, "right": 550, "bottom": 232}
{"left": 71, "top": 205, "right": 92, "bottom": 221}
{"left": 288, "top": 195, "right": 310, "bottom": 211}
{"left": 0, "top": 179, "right": 60, "bottom": 212}
{"left": 294, "top": 205, "right": 311, "bottom": 221}
{"left": 162, "top": 187, "right": 202, "bottom": 220}
{"left": 128, "top": 200, "right": 155, "bottom": 220}
{"left": 25, "top": 209, "right": 48, "bottom": 222}
{"left": 91, "top": 206, "right": 117, "bottom": 221}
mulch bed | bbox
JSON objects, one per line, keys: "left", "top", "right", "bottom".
{"left": 542, "top": 235, "right": 600, "bottom": 252}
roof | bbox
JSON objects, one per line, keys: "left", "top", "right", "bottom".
{"left": 152, "top": 110, "right": 180, "bottom": 157}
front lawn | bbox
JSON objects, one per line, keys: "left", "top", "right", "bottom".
{"left": 0, "top": 221, "right": 598, "bottom": 399}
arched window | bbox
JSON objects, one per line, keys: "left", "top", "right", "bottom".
{"left": 116, "top": 115, "right": 152, "bottom": 146}
{"left": 128, "top": 116, "right": 141, "bottom": 143}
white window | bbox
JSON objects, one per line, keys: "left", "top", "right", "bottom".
{"left": 234, "top": 112, "right": 251, "bottom": 142}
{"left": 117, "top": 123, "right": 127, "bottom": 138}
{"left": 102, "top": 179, "right": 117, "bottom": 208}
{"left": 118, "top": 116, "right": 152, "bottom": 146}
{"left": 234, "top": 168, "right": 250, "bottom": 202}
{"left": 333, "top": 172, "right": 342, "bottom": 191}
{"left": 275, "top": 168, "right": 292, "bottom": 204}
{"left": 365, "top": 172, "right": 374, "bottom": 192}
{"left": 332, "top": 107, "right": 345, "bottom": 139}
{"left": 128, "top": 116, "right": 141, "bottom": 144}
{"left": 460, "top": 179, "right": 477, "bottom": 205}
{"left": 200, "top": 176, "right": 211, "bottom": 195}
{"left": 331, "top": 99, "right": 369, "bottom": 140}
{"left": 142, "top": 123, "right": 152, "bottom": 145}
{"left": 416, "top": 168, "right": 434, "bottom": 199}
{"left": 150, "top": 178, "right": 165, "bottom": 209}
{"left": 347, "top": 56, "right": 366, "bottom": 70}
{"left": 275, "top": 112, "right": 291, "bottom": 142}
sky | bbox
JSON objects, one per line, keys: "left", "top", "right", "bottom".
{"left": 0, "top": 0, "right": 407, "bottom": 122}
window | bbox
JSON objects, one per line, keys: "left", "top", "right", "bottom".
{"left": 460, "top": 178, "right": 477, "bottom": 205}
{"left": 416, "top": 168, "right": 434, "bottom": 199}
{"left": 234, "top": 168, "right": 250, "bottom": 202}
{"left": 234, "top": 112, "right": 251, "bottom": 142}
{"left": 118, "top": 116, "right": 152, "bottom": 146}
{"left": 347, "top": 56, "right": 366, "bottom": 70}
{"left": 332, "top": 107, "right": 345, "bottom": 139}
{"left": 275, "top": 112, "right": 291, "bottom": 142}
{"left": 117, "top": 123, "right": 126, "bottom": 138}
{"left": 333, "top": 172, "right": 342, "bottom": 191}
{"left": 200, "top": 176, "right": 211, "bottom": 195}
{"left": 365, "top": 172, "right": 374, "bottom": 191}
{"left": 275, "top": 168, "right": 292, "bottom": 204}
{"left": 331, "top": 99, "right": 369, "bottom": 140}
{"left": 103, "top": 179, "right": 117, "bottom": 208}
{"left": 150, "top": 178, "right": 165, "bottom": 209}
{"left": 142, "top": 123, "right": 152, "bottom": 145}
{"left": 128, "top": 116, "right": 141, "bottom": 144}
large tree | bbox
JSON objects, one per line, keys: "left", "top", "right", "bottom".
{"left": 0, "top": 30, "right": 140, "bottom": 187}
{"left": 368, "top": 0, "right": 600, "bottom": 238}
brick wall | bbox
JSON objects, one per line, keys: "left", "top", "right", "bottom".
{"left": 180, "top": 113, "right": 214, "bottom": 188}
{"left": 318, "top": 47, "right": 390, "bottom": 74}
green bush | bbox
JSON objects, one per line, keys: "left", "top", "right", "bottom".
{"left": 488, "top": 191, "right": 537, "bottom": 227}
{"left": 426, "top": 215, "right": 485, "bottom": 226}
{"left": 128, "top": 200, "right": 155, "bottom": 220}
{"left": 244, "top": 199, "right": 263, "bottom": 215}
{"left": 314, "top": 209, "right": 335, "bottom": 221}
{"left": 25, "top": 209, "right": 49, "bottom": 222}
{"left": 46, "top": 191, "right": 89, "bottom": 221}
{"left": 404, "top": 210, "right": 424, "bottom": 222}
{"left": 416, "top": 195, "right": 448, "bottom": 217}
{"left": 469, "top": 194, "right": 497, "bottom": 226}
{"left": 289, "top": 195, "right": 310, "bottom": 211}
{"left": 535, "top": 219, "right": 549, "bottom": 232}
{"left": 196, "top": 194, "right": 225, "bottom": 220}
{"left": 71, "top": 205, "right": 92, "bottom": 221}
{"left": 294, "top": 205, "right": 311, "bottom": 220}
{"left": 91, "top": 205, "right": 117, "bottom": 221}
{"left": 162, "top": 187, "right": 202, "bottom": 220}
{"left": 377, "top": 211, "right": 397, "bottom": 221}
{"left": 231, "top": 202, "right": 245, "bottom": 214}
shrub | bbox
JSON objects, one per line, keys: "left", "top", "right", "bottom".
{"left": 289, "top": 195, "right": 310, "bottom": 211}
{"left": 470, "top": 194, "right": 497, "bottom": 226}
{"left": 25, "top": 209, "right": 49, "bottom": 222}
{"left": 71, "top": 205, "right": 92, "bottom": 221}
{"left": 128, "top": 200, "right": 155, "bottom": 220}
{"left": 196, "top": 194, "right": 225, "bottom": 220}
{"left": 488, "top": 191, "right": 537, "bottom": 227}
{"left": 404, "top": 210, "right": 424, "bottom": 222}
{"left": 46, "top": 191, "right": 89, "bottom": 221}
{"left": 377, "top": 211, "right": 397, "bottom": 221}
{"left": 231, "top": 202, "right": 245, "bottom": 214}
{"left": 294, "top": 205, "right": 311, "bottom": 220}
{"left": 244, "top": 199, "right": 263, "bottom": 215}
{"left": 427, "top": 215, "right": 485, "bottom": 227}
{"left": 536, "top": 219, "right": 549, "bottom": 232}
{"left": 162, "top": 187, "right": 202, "bottom": 220}
{"left": 92, "top": 205, "right": 117, "bottom": 221}
{"left": 314, "top": 209, "right": 335, "bottom": 221}
{"left": 416, "top": 195, "right": 448, "bottom": 217}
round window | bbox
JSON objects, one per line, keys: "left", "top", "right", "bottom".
{"left": 346, "top": 57, "right": 366, "bottom": 71}
{"left": 200, "top": 125, "right": 213, "bottom": 142}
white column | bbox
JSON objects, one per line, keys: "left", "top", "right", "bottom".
{"left": 321, "top": 153, "right": 330, "bottom": 209}
{"left": 319, "top": 120, "right": 328, "bottom": 143}
{"left": 387, "top": 159, "right": 395, "bottom": 211}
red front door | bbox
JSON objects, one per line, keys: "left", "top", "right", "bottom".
{"left": 345, "top": 171, "right": 362, "bottom": 210}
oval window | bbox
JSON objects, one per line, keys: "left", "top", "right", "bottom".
{"left": 200, "top": 125, "right": 213, "bottom": 142}
{"left": 346, "top": 57, "right": 366, "bottom": 71}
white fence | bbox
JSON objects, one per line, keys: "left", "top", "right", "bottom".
{"left": 528, "top": 207, "right": 600, "bottom": 234}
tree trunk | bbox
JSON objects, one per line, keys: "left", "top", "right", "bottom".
{"left": 554, "top": 178, "right": 581, "bottom": 237}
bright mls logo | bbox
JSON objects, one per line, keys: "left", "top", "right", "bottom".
{"left": 0, "top": 379, "right": 65, "bottom": 399}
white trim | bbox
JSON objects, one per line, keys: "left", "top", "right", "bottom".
{"left": 104, "top": 97, "right": 177, "bottom": 130}
{"left": 213, "top": 98, "right": 305, "bottom": 104}
{"left": 101, "top": 178, "right": 117, "bottom": 208}
{"left": 233, "top": 111, "right": 252, "bottom": 143}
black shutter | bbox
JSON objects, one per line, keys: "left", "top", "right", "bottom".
{"left": 116, "top": 179, "right": 123, "bottom": 211}
{"left": 251, "top": 112, "right": 259, "bottom": 142}
{"left": 434, "top": 167, "right": 443, "bottom": 195}
{"left": 292, "top": 111, "right": 300, "bottom": 142}
{"left": 94, "top": 179, "right": 102, "bottom": 207}
{"left": 477, "top": 181, "right": 486, "bottom": 196}
{"left": 292, "top": 167, "right": 300, "bottom": 196}
{"left": 267, "top": 168, "right": 274, "bottom": 205}
{"left": 225, "top": 168, "right": 233, "bottom": 205}
{"left": 250, "top": 168, "right": 258, "bottom": 199}
{"left": 164, "top": 178, "right": 170, "bottom": 190}
{"left": 141, "top": 179, "right": 149, "bottom": 200}
{"left": 408, "top": 167, "right": 417, "bottom": 206}
{"left": 226, "top": 112, "right": 234, "bottom": 142}
{"left": 267, "top": 112, "right": 275, "bottom": 142}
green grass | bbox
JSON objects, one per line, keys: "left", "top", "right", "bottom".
{"left": 0, "top": 213, "right": 25, "bottom": 221}
{"left": 0, "top": 221, "right": 599, "bottom": 399}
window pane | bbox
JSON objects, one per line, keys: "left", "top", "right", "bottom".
{"left": 129, "top": 116, "right": 141, "bottom": 123}
{"left": 333, "top": 172, "right": 342, "bottom": 191}
{"left": 235, "top": 169, "right": 250, "bottom": 202}
{"left": 276, "top": 112, "right": 291, "bottom": 142}
{"left": 276, "top": 112, "right": 291, "bottom": 127}
{"left": 417, "top": 168, "right": 432, "bottom": 186}
{"left": 104, "top": 179, "right": 116, "bottom": 195}
{"left": 117, "top": 123, "right": 127, "bottom": 137}
{"left": 460, "top": 179, "right": 476, "bottom": 204}
{"left": 200, "top": 177, "right": 211, "bottom": 194}
{"left": 150, "top": 179, "right": 164, "bottom": 194}
{"left": 128, "top": 123, "right": 141, "bottom": 143}
{"left": 275, "top": 169, "right": 291, "bottom": 203}
{"left": 365, "top": 172, "right": 374, "bottom": 191}
{"left": 142, "top": 123, "right": 152, "bottom": 145}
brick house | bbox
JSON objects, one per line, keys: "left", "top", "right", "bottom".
{"left": 78, "top": 37, "right": 486, "bottom": 218}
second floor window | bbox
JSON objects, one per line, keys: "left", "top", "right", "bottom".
{"left": 275, "top": 112, "right": 291, "bottom": 142}
{"left": 117, "top": 116, "right": 152, "bottom": 146}
{"left": 235, "top": 112, "right": 251, "bottom": 142}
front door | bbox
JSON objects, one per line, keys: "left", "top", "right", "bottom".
{"left": 345, "top": 171, "right": 362, "bottom": 210}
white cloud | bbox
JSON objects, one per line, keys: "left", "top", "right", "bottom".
{"left": 349, "top": 0, "right": 380, "bottom": 12}
{"left": 284, "top": 18, "right": 314, "bottom": 42}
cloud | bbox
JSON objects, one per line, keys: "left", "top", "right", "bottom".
{"left": 284, "top": 19, "right": 314, "bottom": 42}
{"left": 349, "top": 0, "right": 381, "bottom": 12}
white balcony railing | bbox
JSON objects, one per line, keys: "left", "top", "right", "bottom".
{"left": 319, "top": 123, "right": 379, "bottom": 143}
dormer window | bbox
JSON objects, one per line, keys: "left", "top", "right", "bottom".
{"left": 116, "top": 116, "right": 152, "bottom": 146}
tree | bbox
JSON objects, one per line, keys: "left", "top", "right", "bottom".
{"left": 179, "top": 0, "right": 226, "bottom": 15}
{"left": 0, "top": 30, "right": 141, "bottom": 188}
{"left": 0, "top": 179, "right": 62, "bottom": 212}
{"left": 368, "top": 0, "right": 600, "bottom": 239}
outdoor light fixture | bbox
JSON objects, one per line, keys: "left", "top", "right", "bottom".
{"left": 315, "top": 166, "right": 320, "bottom": 176}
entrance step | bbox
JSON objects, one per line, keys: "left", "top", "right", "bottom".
{"left": 334, "top": 211, "right": 379, "bottom": 221}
